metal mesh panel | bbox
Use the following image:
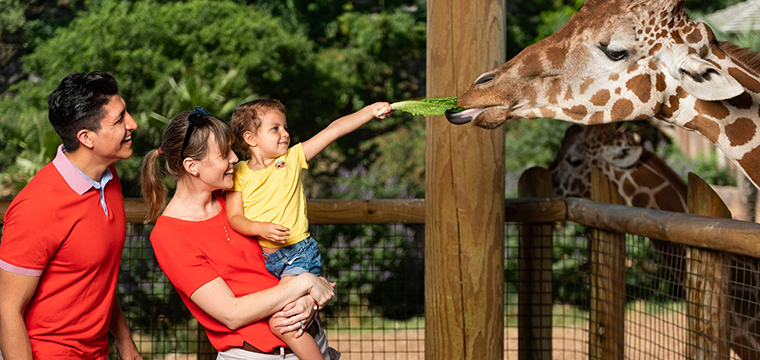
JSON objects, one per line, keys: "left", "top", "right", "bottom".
{"left": 4, "top": 216, "right": 760, "bottom": 359}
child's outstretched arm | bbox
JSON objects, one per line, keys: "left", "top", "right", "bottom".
{"left": 226, "top": 191, "right": 290, "bottom": 242}
{"left": 302, "top": 102, "right": 393, "bottom": 161}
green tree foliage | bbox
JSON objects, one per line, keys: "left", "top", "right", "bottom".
{"left": 0, "top": 0, "right": 428, "bottom": 198}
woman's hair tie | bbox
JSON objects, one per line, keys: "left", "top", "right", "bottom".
{"left": 157, "top": 147, "right": 164, "bottom": 155}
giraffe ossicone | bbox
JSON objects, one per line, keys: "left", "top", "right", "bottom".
{"left": 446, "top": 0, "right": 760, "bottom": 188}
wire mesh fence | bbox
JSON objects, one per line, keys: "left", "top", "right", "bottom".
{"left": 3, "top": 215, "right": 759, "bottom": 359}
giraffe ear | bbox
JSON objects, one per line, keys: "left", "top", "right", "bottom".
{"left": 602, "top": 145, "right": 643, "bottom": 168}
{"left": 677, "top": 56, "right": 744, "bottom": 101}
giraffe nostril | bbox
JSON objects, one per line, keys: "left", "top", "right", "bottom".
{"left": 474, "top": 72, "right": 496, "bottom": 85}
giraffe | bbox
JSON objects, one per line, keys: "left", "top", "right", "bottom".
{"left": 445, "top": 0, "right": 760, "bottom": 189}
{"left": 550, "top": 123, "right": 760, "bottom": 359}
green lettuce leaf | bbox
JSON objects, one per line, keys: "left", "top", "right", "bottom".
{"left": 388, "top": 97, "right": 465, "bottom": 116}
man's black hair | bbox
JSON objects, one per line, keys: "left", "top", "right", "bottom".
{"left": 47, "top": 72, "right": 119, "bottom": 152}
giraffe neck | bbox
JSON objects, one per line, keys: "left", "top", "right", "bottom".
{"left": 601, "top": 149, "right": 687, "bottom": 212}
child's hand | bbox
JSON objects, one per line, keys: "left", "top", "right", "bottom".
{"left": 258, "top": 223, "right": 291, "bottom": 243}
{"left": 372, "top": 102, "right": 394, "bottom": 119}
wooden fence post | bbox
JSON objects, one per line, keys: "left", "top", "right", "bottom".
{"left": 425, "top": 0, "right": 506, "bottom": 359}
{"left": 517, "top": 167, "right": 554, "bottom": 360}
{"left": 588, "top": 167, "right": 626, "bottom": 360}
{"left": 685, "top": 173, "right": 731, "bottom": 360}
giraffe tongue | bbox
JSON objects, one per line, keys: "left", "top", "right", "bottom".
{"left": 445, "top": 108, "right": 482, "bottom": 125}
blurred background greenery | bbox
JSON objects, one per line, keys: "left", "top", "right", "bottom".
{"left": 0, "top": 0, "right": 749, "bottom": 200}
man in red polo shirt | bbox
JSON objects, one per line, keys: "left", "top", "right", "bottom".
{"left": 0, "top": 72, "right": 142, "bottom": 359}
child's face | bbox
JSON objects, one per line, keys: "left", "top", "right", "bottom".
{"left": 253, "top": 109, "right": 290, "bottom": 158}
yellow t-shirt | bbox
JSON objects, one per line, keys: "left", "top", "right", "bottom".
{"left": 230, "top": 143, "right": 309, "bottom": 248}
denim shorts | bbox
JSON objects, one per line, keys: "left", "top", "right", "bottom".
{"left": 263, "top": 237, "right": 322, "bottom": 278}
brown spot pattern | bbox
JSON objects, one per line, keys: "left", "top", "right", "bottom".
{"left": 590, "top": 89, "right": 611, "bottom": 106}
{"left": 580, "top": 78, "right": 594, "bottom": 94}
{"left": 712, "top": 44, "right": 726, "bottom": 59}
{"left": 686, "top": 28, "right": 702, "bottom": 44}
{"left": 588, "top": 112, "right": 605, "bottom": 124}
{"left": 728, "top": 67, "right": 760, "bottom": 93}
{"left": 684, "top": 115, "right": 720, "bottom": 143}
{"left": 656, "top": 72, "right": 667, "bottom": 92}
{"left": 626, "top": 74, "right": 652, "bottom": 103}
{"left": 547, "top": 78, "right": 562, "bottom": 103}
{"left": 518, "top": 58, "right": 544, "bottom": 78}
{"left": 726, "top": 118, "right": 756, "bottom": 147}
{"left": 564, "top": 85, "right": 574, "bottom": 101}
{"left": 655, "top": 187, "right": 683, "bottom": 212}
{"left": 694, "top": 100, "right": 730, "bottom": 119}
{"left": 611, "top": 99, "right": 634, "bottom": 120}
{"left": 738, "top": 147, "right": 760, "bottom": 185}
{"left": 546, "top": 46, "right": 567, "bottom": 69}
{"left": 623, "top": 178, "right": 636, "bottom": 196}
{"left": 627, "top": 63, "right": 640, "bottom": 73}
{"left": 661, "top": 87, "right": 688, "bottom": 117}
{"left": 671, "top": 32, "right": 683, "bottom": 45}
{"left": 562, "top": 105, "right": 588, "bottom": 120}
{"left": 540, "top": 108, "right": 557, "bottom": 118}
{"left": 631, "top": 165, "right": 665, "bottom": 189}
{"left": 727, "top": 92, "right": 753, "bottom": 109}
{"left": 609, "top": 73, "right": 620, "bottom": 81}
{"left": 632, "top": 193, "right": 651, "bottom": 208}
{"left": 698, "top": 45, "right": 708, "bottom": 57}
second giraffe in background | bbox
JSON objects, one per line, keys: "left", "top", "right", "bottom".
{"left": 549, "top": 123, "right": 760, "bottom": 359}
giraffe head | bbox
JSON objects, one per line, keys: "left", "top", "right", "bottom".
{"left": 446, "top": 0, "right": 744, "bottom": 129}
{"left": 549, "top": 123, "right": 688, "bottom": 212}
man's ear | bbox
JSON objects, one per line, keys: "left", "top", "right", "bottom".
{"left": 243, "top": 131, "right": 257, "bottom": 147}
{"left": 76, "top": 129, "right": 96, "bottom": 150}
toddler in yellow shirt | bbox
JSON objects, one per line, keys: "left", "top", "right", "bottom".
{"left": 227, "top": 99, "right": 392, "bottom": 359}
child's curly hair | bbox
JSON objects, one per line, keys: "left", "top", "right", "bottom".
{"left": 230, "top": 99, "right": 287, "bottom": 155}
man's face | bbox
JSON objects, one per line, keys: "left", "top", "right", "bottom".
{"left": 90, "top": 95, "right": 137, "bottom": 163}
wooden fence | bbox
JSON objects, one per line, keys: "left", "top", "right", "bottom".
{"left": 1, "top": 168, "right": 759, "bottom": 359}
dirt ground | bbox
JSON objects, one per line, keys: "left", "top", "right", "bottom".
{"left": 143, "top": 307, "right": 741, "bottom": 360}
{"left": 326, "top": 308, "right": 739, "bottom": 360}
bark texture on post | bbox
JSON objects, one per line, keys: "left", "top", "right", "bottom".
{"left": 425, "top": 0, "right": 506, "bottom": 359}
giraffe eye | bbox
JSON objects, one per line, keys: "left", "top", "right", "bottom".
{"left": 567, "top": 158, "right": 584, "bottom": 167}
{"left": 599, "top": 46, "right": 628, "bottom": 61}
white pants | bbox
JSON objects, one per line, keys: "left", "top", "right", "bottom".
{"left": 216, "top": 325, "right": 339, "bottom": 360}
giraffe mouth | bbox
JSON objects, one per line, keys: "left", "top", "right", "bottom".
{"left": 445, "top": 108, "right": 483, "bottom": 125}
{"left": 446, "top": 106, "right": 510, "bottom": 129}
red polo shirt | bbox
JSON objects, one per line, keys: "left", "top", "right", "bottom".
{"left": 0, "top": 146, "right": 126, "bottom": 359}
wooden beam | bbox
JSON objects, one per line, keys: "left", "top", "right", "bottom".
{"left": 564, "top": 198, "right": 760, "bottom": 258}
{"left": 425, "top": 0, "right": 506, "bottom": 359}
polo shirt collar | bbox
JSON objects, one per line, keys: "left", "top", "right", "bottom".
{"left": 52, "top": 144, "right": 112, "bottom": 195}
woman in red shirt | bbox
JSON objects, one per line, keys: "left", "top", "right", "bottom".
{"left": 141, "top": 107, "right": 336, "bottom": 359}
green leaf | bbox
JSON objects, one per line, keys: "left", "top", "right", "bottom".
{"left": 389, "top": 97, "right": 464, "bottom": 116}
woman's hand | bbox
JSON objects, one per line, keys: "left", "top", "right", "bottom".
{"left": 270, "top": 296, "right": 316, "bottom": 337}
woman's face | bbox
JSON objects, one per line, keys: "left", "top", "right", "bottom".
{"left": 195, "top": 132, "right": 238, "bottom": 190}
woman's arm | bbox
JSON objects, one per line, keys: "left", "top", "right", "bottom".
{"left": 189, "top": 273, "right": 333, "bottom": 330}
